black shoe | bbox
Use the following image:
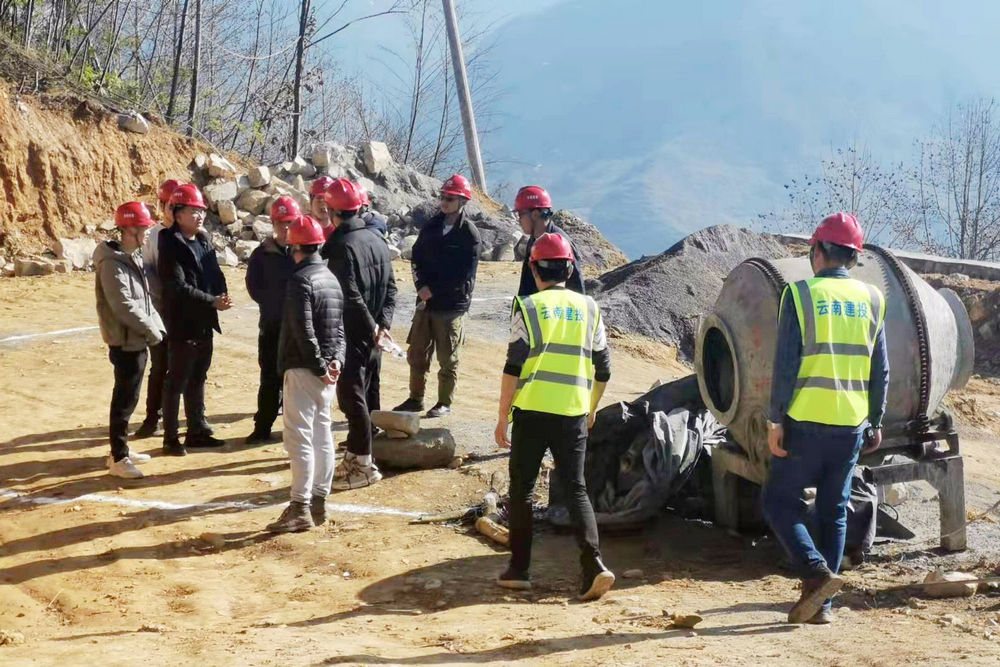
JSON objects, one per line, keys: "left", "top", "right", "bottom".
{"left": 311, "top": 495, "right": 328, "bottom": 526}
{"left": 185, "top": 433, "right": 226, "bottom": 449}
{"left": 245, "top": 429, "right": 274, "bottom": 446}
{"left": 393, "top": 398, "right": 425, "bottom": 413}
{"left": 133, "top": 420, "right": 159, "bottom": 439}
{"left": 189, "top": 423, "right": 215, "bottom": 437}
{"left": 580, "top": 557, "right": 615, "bottom": 601}
{"left": 162, "top": 439, "right": 188, "bottom": 457}
{"left": 425, "top": 403, "right": 451, "bottom": 418}
{"left": 496, "top": 567, "right": 532, "bottom": 590}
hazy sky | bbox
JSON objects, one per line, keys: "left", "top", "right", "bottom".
{"left": 314, "top": 0, "right": 1000, "bottom": 257}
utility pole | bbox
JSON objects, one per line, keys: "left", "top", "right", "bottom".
{"left": 441, "top": 0, "right": 487, "bottom": 193}
{"left": 186, "top": 0, "right": 202, "bottom": 138}
{"left": 291, "top": 0, "right": 311, "bottom": 158}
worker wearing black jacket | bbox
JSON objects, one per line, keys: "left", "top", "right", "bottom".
{"left": 321, "top": 179, "right": 398, "bottom": 490}
{"left": 267, "top": 216, "right": 346, "bottom": 533}
{"left": 245, "top": 196, "right": 299, "bottom": 445}
{"left": 158, "top": 184, "right": 232, "bottom": 456}
{"left": 514, "top": 186, "right": 585, "bottom": 297}
{"left": 394, "top": 174, "right": 481, "bottom": 418}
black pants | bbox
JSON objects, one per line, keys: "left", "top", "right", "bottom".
{"left": 337, "top": 345, "right": 382, "bottom": 457}
{"left": 508, "top": 409, "right": 601, "bottom": 573}
{"left": 254, "top": 320, "right": 283, "bottom": 433}
{"left": 162, "top": 337, "right": 214, "bottom": 441}
{"left": 143, "top": 341, "right": 168, "bottom": 424}
{"left": 109, "top": 347, "right": 148, "bottom": 461}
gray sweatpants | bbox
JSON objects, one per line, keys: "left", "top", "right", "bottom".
{"left": 283, "top": 368, "right": 338, "bottom": 503}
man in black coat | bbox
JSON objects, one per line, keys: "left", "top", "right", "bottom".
{"left": 394, "top": 174, "right": 481, "bottom": 418}
{"left": 321, "top": 179, "right": 397, "bottom": 490}
{"left": 267, "top": 216, "right": 346, "bottom": 533}
{"left": 514, "top": 185, "right": 585, "bottom": 297}
{"left": 157, "top": 184, "right": 232, "bottom": 456}
{"left": 245, "top": 197, "right": 299, "bottom": 445}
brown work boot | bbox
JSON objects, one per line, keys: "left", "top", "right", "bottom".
{"left": 266, "top": 501, "right": 314, "bottom": 533}
{"left": 788, "top": 572, "right": 844, "bottom": 624}
{"left": 310, "top": 495, "right": 328, "bottom": 526}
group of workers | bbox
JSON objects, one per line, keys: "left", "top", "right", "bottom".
{"left": 93, "top": 167, "right": 888, "bottom": 614}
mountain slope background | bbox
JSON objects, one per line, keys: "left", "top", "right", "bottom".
{"left": 482, "top": 0, "right": 1000, "bottom": 258}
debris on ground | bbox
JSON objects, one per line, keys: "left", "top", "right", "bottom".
{"left": 663, "top": 611, "right": 704, "bottom": 629}
{"left": 0, "top": 629, "right": 25, "bottom": 646}
{"left": 591, "top": 225, "right": 791, "bottom": 359}
{"left": 922, "top": 570, "right": 979, "bottom": 598}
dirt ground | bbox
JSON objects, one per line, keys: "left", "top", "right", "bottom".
{"left": 3, "top": 262, "right": 1000, "bottom": 666}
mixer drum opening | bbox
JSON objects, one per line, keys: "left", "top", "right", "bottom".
{"left": 702, "top": 326, "right": 737, "bottom": 415}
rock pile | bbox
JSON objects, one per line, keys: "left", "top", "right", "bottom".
{"left": 182, "top": 141, "right": 526, "bottom": 266}
{"left": 547, "top": 210, "right": 629, "bottom": 271}
{"left": 591, "top": 225, "right": 791, "bottom": 359}
{"left": 924, "top": 274, "right": 1000, "bottom": 376}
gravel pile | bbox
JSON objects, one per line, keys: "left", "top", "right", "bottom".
{"left": 592, "top": 225, "right": 791, "bottom": 359}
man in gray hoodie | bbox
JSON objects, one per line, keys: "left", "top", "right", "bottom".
{"left": 94, "top": 202, "right": 166, "bottom": 479}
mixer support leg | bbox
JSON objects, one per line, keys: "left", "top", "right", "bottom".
{"left": 929, "top": 456, "right": 967, "bottom": 552}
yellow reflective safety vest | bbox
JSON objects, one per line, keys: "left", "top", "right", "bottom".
{"left": 785, "top": 276, "right": 886, "bottom": 427}
{"left": 512, "top": 288, "right": 600, "bottom": 417}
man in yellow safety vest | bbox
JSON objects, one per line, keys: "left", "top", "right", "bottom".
{"left": 494, "top": 232, "right": 615, "bottom": 601}
{"left": 763, "top": 212, "right": 890, "bottom": 625}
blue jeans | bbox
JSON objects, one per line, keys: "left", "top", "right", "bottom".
{"left": 762, "top": 420, "right": 863, "bottom": 609}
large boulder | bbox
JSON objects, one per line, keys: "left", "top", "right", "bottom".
{"left": 117, "top": 112, "right": 150, "bottom": 134}
{"left": 290, "top": 156, "right": 316, "bottom": 178}
{"left": 220, "top": 246, "right": 239, "bottom": 268}
{"left": 248, "top": 166, "right": 271, "bottom": 189}
{"left": 252, "top": 217, "right": 274, "bottom": 241}
{"left": 399, "top": 235, "right": 418, "bottom": 260}
{"left": 218, "top": 200, "right": 239, "bottom": 225}
{"left": 54, "top": 237, "right": 98, "bottom": 270}
{"left": 238, "top": 189, "right": 271, "bottom": 215}
{"left": 203, "top": 180, "right": 239, "bottom": 211}
{"left": 372, "top": 428, "right": 457, "bottom": 470}
{"left": 371, "top": 410, "right": 421, "bottom": 437}
{"left": 207, "top": 153, "right": 238, "bottom": 179}
{"left": 14, "top": 257, "right": 56, "bottom": 276}
{"left": 362, "top": 141, "right": 395, "bottom": 175}
{"left": 235, "top": 240, "right": 260, "bottom": 261}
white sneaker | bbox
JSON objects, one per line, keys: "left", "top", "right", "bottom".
{"left": 109, "top": 457, "right": 145, "bottom": 479}
{"left": 331, "top": 458, "right": 382, "bottom": 490}
{"left": 106, "top": 452, "right": 151, "bottom": 468}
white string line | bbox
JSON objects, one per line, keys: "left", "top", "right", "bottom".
{"left": 0, "top": 488, "right": 423, "bottom": 518}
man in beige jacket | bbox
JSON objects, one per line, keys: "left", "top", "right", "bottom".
{"left": 94, "top": 202, "right": 166, "bottom": 479}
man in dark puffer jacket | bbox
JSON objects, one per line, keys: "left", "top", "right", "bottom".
{"left": 321, "top": 179, "right": 397, "bottom": 490}
{"left": 394, "top": 174, "right": 481, "bottom": 418}
{"left": 245, "top": 196, "right": 299, "bottom": 445}
{"left": 267, "top": 215, "right": 346, "bottom": 533}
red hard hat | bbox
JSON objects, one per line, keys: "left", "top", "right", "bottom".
{"left": 270, "top": 196, "right": 301, "bottom": 223}
{"left": 311, "top": 176, "right": 335, "bottom": 197}
{"left": 530, "top": 232, "right": 574, "bottom": 262}
{"left": 514, "top": 185, "right": 553, "bottom": 211}
{"left": 811, "top": 212, "right": 864, "bottom": 252}
{"left": 323, "top": 178, "right": 363, "bottom": 212}
{"left": 169, "top": 183, "right": 207, "bottom": 209}
{"left": 358, "top": 186, "right": 371, "bottom": 207}
{"left": 115, "top": 202, "right": 155, "bottom": 228}
{"left": 158, "top": 179, "right": 183, "bottom": 203}
{"left": 287, "top": 215, "right": 326, "bottom": 246}
{"left": 442, "top": 174, "right": 473, "bottom": 200}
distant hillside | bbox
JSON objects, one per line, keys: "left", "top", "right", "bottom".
{"left": 485, "top": 0, "right": 1000, "bottom": 257}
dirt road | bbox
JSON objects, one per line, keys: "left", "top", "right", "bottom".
{"left": 2, "top": 263, "right": 1000, "bottom": 666}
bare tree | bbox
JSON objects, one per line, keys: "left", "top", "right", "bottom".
{"left": 760, "top": 141, "right": 922, "bottom": 250}
{"left": 915, "top": 98, "right": 1000, "bottom": 261}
